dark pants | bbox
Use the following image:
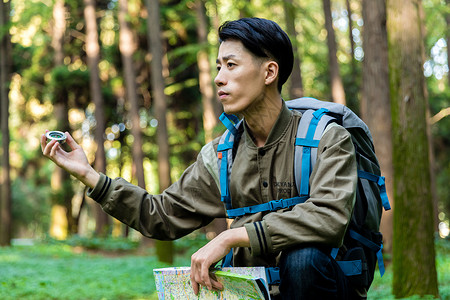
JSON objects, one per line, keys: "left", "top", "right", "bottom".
{"left": 276, "top": 246, "right": 350, "bottom": 300}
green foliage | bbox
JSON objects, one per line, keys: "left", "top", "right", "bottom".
{"left": 428, "top": 83, "right": 450, "bottom": 222}
{"left": 368, "top": 238, "right": 450, "bottom": 299}
{"left": 11, "top": 177, "right": 52, "bottom": 237}
{"left": 56, "top": 235, "right": 140, "bottom": 252}
{"left": 49, "top": 65, "right": 90, "bottom": 106}
{"left": 173, "top": 230, "right": 208, "bottom": 259}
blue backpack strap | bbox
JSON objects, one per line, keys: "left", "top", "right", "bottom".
{"left": 265, "top": 267, "right": 281, "bottom": 285}
{"left": 219, "top": 113, "right": 240, "bottom": 134}
{"left": 336, "top": 260, "right": 363, "bottom": 276}
{"left": 331, "top": 247, "right": 364, "bottom": 277}
{"left": 330, "top": 247, "right": 339, "bottom": 259}
{"left": 358, "top": 170, "right": 391, "bottom": 211}
{"left": 226, "top": 196, "right": 309, "bottom": 218}
{"left": 217, "top": 131, "right": 234, "bottom": 210}
{"left": 294, "top": 108, "right": 335, "bottom": 196}
{"left": 349, "top": 229, "right": 385, "bottom": 277}
{"left": 217, "top": 113, "right": 243, "bottom": 211}
{"left": 221, "top": 249, "right": 234, "bottom": 268}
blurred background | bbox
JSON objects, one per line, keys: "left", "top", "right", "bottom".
{"left": 0, "top": 0, "right": 448, "bottom": 299}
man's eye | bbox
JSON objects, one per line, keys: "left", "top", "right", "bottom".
{"left": 227, "top": 63, "right": 235, "bottom": 68}
{"left": 216, "top": 65, "right": 221, "bottom": 71}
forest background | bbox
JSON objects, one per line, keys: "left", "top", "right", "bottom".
{"left": 0, "top": 0, "right": 449, "bottom": 298}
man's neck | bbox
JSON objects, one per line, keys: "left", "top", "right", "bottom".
{"left": 241, "top": 93, "right": 283, "bottom": 147}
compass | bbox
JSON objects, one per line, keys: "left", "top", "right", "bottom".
{"left": 45, "top": 131, "right": 66, "bottom": 144}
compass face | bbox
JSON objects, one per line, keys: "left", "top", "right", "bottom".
{"left": 46, "top": 131, "right": 66, "bottom": 144}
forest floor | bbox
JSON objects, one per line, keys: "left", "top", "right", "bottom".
{"left": 0, "top": 233, "right": 448, "bottom": 299}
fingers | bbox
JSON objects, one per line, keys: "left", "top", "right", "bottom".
{"left": 40, "top": 130, "right": 51, "bottom": 153}
{"left": 209, "top": 275, "right": 223, "bottom": 291}
{"left": 190, "top": 255, "right": 223, "bottom": 295}
{"left": 49, "top": 141, "right": 61, "bottom": 158}
{"left": 191, "top": 279, "right": 199, "bottom": 295}
{"left": 40, "top": 133, "right": 47, "bottom": 153}
{"left": 191, "top": 256, "right": 212, "bottom": 294}
{"left": 64, "top": 131, "right": 79, "bottom": 151}
{"left": 190, "top": 268, "right": 222, "bottom": 295}
{"left": 42, "top": 138, "right": 57, "bottom": 157}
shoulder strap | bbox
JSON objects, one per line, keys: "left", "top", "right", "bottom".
{"left": 217, "top": 113, "right": 243, "bottom": 210}
{"left": 294, "top": 108, "right": 336, "bottom": 196}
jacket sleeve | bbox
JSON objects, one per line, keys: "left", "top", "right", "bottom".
{"left": 245, "top": 124, "right": 357, "bottom": 256}
{"left": 86, "top": 146, "right": 225, "bottom": 240}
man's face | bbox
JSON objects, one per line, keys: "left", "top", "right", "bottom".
{"left": 214, "top": 40, "right": 268, "bottom": 115}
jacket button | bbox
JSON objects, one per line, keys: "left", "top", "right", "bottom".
{"left": 263, "top": 181, "right": 268, "bottom": 188}
{"left": 259, "top": 149, "right": 266, "bottom": 156}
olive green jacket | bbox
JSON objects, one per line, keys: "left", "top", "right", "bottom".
{"left": 87, "top": 102, "right": 357, "bottom": 268}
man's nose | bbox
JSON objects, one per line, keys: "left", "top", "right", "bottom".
{"left": 214, "top": 70, "right": 226, "bottom": 86}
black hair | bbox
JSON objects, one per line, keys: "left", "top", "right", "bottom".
{"left": 218, "top": 18, "right": 294, "bottom": 93}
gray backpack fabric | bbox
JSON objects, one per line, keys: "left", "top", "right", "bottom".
{"left": 286, "top": 97, "right": 390, "bottom": 288}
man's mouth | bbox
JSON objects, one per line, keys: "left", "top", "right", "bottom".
{"left": 218, "top": 91, "right": 229, "bottom": 100}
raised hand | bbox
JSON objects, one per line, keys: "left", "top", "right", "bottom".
{"left": 41, "top": 131, "right": 99, "bottom": 188}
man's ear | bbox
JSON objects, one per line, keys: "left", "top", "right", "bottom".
{"left": 264, "top": 61, "right": 279, "bottom": 86}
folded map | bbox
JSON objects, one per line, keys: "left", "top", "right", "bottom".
{"left": 153, "top": 266, "right": 270, "bottom": 300}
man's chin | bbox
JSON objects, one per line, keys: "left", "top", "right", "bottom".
{"left": 222, "top": 105, "right": 239, "bottom": 115}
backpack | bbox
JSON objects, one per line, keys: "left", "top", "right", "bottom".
{"left": 217, "top": 97, "right": 391, "bottom": 289}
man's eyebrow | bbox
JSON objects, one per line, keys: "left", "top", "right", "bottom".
{"left": 216, "top": 54, "right": 236, "bottom": 63}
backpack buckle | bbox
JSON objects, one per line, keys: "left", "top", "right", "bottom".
{"left": 268, "top": 199, "right": 284, "bottom": 211}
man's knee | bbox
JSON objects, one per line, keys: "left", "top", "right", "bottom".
{"left": 280, "top": 246, "right": 333, "bottom": 276}
{"left": 278, "top": 246, "right": 346, "bottom": 299}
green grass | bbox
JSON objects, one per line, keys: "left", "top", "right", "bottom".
{"left": 0, "top": 243, "right": 163, "bottom": 299}
{"left": 0, "top": 235, "right": 448, "bottom": 300}
{"left": 367, "top": 239, "right": 450, "bottom": 300}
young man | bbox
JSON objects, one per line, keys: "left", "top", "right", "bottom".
{"left": 42, "top": 18, "right": 357, "bottom": 299}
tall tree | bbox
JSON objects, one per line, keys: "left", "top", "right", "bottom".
{"left": 283, "top": 0, "right": 304, "bottom": 99}
{"left": 361, "top": 0, "right": 394, "bottom": 256}
{"left": 50, "top": 0, "right": 73, "bottom": 239}
{"left": 0, "top": 0, "right": 12, "bottom": 246}
{"left": 322, "top": 0, "right": 346, "bottom": 104}
{"left": 118, "top": 0, "right": 146, "bottom": 190}
{"left": 144, "top": 0, "right": 173, "bottom": 263}
{"left": 84, "top": 0, "right": 110, "bottom": 236}
{"left": 195, "top": 0, "right": 219, "bottom": 143}
{"left": 387, "top": 0, "right": 439, "bottom": 297}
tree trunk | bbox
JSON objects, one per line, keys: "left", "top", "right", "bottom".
{"left": 447, "top": 0, "right": 450, "bottom": 87}
{"left": 145, "top": 0, "right": 173, "bottom": 264}
{"left": 195, "top": 0, "right": 218, "bottom": 143}
{"left": 387, "top": 0, "right": 439, "bottom": 297}
{"left": 118, "top": 0, "right": 146, "bottom": 190}
{"left": 361, "top": 0, "right": 394, "bottom": 257}
{"left": 84, "top": 0, "right": 110, "bottom": 236}
{"left": 48, "top": 0, "right": 77, "bottom": 239}
{"left": 0, "top": 0, "right": 12, "bottom": 246}
{"left": 346, "top": 0, "right": 355, "bottom": 68}
{"left": 283, "top": 0, "right": 304, "bottom": 99}
{"left": 322, "top": 0, "right": 346, "bottom": 105}
{"left": 51, "top": 0, "right": 65, "bottom": 66}
{"left": 50, "top": 102, "right": 74, "bottom": 239}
